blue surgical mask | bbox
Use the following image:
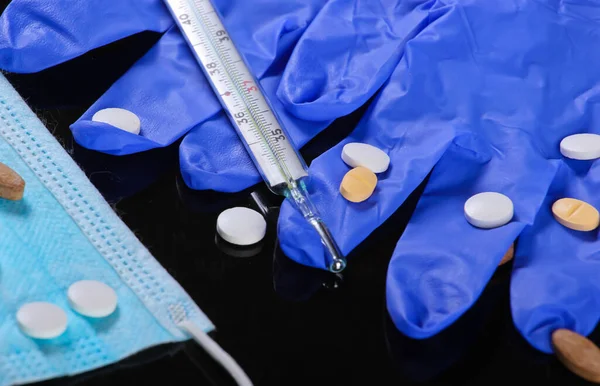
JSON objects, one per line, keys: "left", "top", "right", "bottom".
{"left": 0, "top": 74, "right": 218, "bottom": 385}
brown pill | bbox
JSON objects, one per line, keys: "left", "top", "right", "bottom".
{"left": 0, "top": 162, "right": 24, "bottom": 200}
{"left": 552, "top": 329, "right": 600, "bottom": 383}
{"left": 552, "top": 198, "right": 599, "bottom": 232}
{"left": 340, "top": 166, "right": 377, "bottom": 203}
{"left": 499, "top": 244, "right": 514, "bottom": 266}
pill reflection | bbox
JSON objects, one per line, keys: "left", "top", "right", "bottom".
{"left": 215, "top": 234, "right": 263, "bottom": 258}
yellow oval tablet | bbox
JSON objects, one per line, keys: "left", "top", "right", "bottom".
{"left": 552, "top": 198, "right": 599, "bottom": 232}
{"left": 340, "top": 167, "right": 377, "bottom": 203}
{"left": 552, "top": 329, "right": 600, "bottom": 383}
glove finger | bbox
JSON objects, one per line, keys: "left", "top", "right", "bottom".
{"left": 277, "top": 124, "right": 450, "bottom": 270}
{"left": 0, "top": 0, "right": 172, "bottom": 73}
{"left": 70, "top": 27, "right": 221, "bottom": 155}
{"left": 277, "top": 0, "right": 435, "bottom": 121}
{"left": 179, "top": 0, "right": 332, "bottom": 191}
{"left": 512, "top": 162, "right": 600, "bottom": 353}
{"left": 71, "top": 0, "right": 328, "bottom": 157}
{"left": 180, "top": 75, "right": 331, "bottom": 192}
{"left": 219, "top": 0, "right": 328, "bottom": 77}
{"left": 180, "top": 114, "right": 260, "bottom": 193}
{"left": 277, "top": 97, "right": 455, "bottom": 269}
{"left": 386, "top": 130, "right": 559, "bottom": 339}
{"left": 277, "top": 1, "right": 472, "bottom": 269}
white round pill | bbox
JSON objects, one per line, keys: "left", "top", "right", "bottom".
{"left": 341, "top": 142, "right": 390, "bottom": 173}
{"left": 92, "top": 108, "right": 141, "bottom": 135}
{"left": 464, "top": 192, "right": 514, "bottom": 229}
{"left": 17, "top": 302, "right": 67, "bottom": 339}
{"left": 217, "top": 207, "right": 267, "bottom": 246}
{"left": 67, "top": 280, "right": 118, "bottom": 318}
{"left": 560, "top": 133, "right": 600, "bottom": 160}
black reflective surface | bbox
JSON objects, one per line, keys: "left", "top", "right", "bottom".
{"left": 3, "top": 5, "right": 598, "bottom": 385}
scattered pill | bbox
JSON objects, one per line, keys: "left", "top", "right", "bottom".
{"left": 17, "top": 302, "right": 67, "bottom": 339}
{"left": 499, "top": 244, "right": 514, "bottom": 266}
{"left": 341, "top": 143, "right": 390, "bottom": 173}
{"left": 552, "top": 329, "right": 600, "bottom": 383}
{"left": 464, "top": 192, "right": 514, "bottom": 229}
{"left": 340, "top": 166, "right": 378, "bottom": 203}
{"left": 552, "top": 198, "right": 599, "bottom": 232}
{"left": 217, "top": 207, "right": 266, "bottom": 246}
{"left": 92, "top": 108, "right": 141, "bottom": 135}
{"left": 0, "top": 162, "right": 24, "bottom": 200}
{"left": 68, "top": 280, "right": 118, "bottom": 318}
{"left": 560, "top": 133, "right": 600, "bottom": 160}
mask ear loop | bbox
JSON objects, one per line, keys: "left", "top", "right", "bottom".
{"left": 169, "top": 305, "right": 253, "bottom": 386}
{"left": 177, "top": 321, "right": 253, "bottom": 386}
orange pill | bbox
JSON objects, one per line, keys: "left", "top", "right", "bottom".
{"left": 340, "top": 167, "right": 377, "bottom": 203}
{"left": 552, "top": 198, "right": 599, "bottom": 232}
{"left": 552, "top": 329, "right": 600, "bottom": 383}
{"left": 499, "top": 244, "right": 514, "bottom": 266}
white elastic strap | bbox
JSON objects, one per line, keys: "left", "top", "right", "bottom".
{"left": 178, "top": 321, "right": 253, "bottom": 386}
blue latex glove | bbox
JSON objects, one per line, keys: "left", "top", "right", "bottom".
{"left": 0, "top": 0, "right": 323, "bottom": 192}
{"left": 172, "top": 0, "right": 432, "bottom": 191}
{"left": 0, "top": 0, "right": 410, "bottom": 192}
{"left": 0, "top": 0, "right": 318, "bottom": 153}
{"left": 278, "top": 0, "right": 600, "bottom": 354}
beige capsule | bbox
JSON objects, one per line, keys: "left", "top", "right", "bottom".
{"left": 552, "top": 198, "right": 599, "bottom": 232}
{"left": 340, "top": 167, "right": 377, "bottom": 203}
{"left": 552, "top": 329, "right": 600, "bottom": 383}
{"left": 0, "top": 162, "right": 25, "bottom": 200}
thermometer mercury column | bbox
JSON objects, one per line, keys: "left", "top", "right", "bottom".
{"left": 164, "top": 0, "right": 346, "bottom": 272}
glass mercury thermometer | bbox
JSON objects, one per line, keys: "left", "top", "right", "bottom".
{"left": 164, "top": 0, "right": 346, "bottom": 272}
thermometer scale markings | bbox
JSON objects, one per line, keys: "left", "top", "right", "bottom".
{"left": 166, "top": 0, "right": 307, "bottom": 187}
